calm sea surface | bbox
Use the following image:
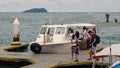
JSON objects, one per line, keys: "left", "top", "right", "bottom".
{"left": 0, "top": 12, "right": 120, "bottom": 47}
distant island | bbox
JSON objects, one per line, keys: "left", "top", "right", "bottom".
{"left": 23, "top": 8, "right": 47, "bottom": 13}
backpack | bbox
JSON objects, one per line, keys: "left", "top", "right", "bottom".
{"left": 96, "top": 35, "right": 100, "bottom": 44}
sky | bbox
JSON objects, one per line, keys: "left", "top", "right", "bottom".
{"left": 0, "top": 0, "right": 120, "bottom": 12}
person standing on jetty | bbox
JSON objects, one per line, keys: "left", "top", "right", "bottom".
{"left": 71, "top": 43, "right": 80, "bottom": 62}
{"left": 71, "top": 34, "right": 80, "bottom": 62}
{"left": 82, "top": 27, "right": 90, "bottom": 40}
{"left": 87, "top": 31, "right": 98, "bottom": 60}
{"left": 82, "top": 27, "right": 91, "bottom": 47}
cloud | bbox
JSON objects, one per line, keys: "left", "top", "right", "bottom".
{"left": 0, "top": 0, "right": 120, "bottom": 12}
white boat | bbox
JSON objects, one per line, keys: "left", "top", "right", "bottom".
{"left": 29, "top": 23, "right": 98, "bottom": 54}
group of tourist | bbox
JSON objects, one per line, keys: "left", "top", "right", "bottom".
{"left": 71, "top": 26, "right": 99, "bottom": 62}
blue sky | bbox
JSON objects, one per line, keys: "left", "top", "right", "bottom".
{"left": 0, "top": 0, "right": 120, "bottom": 12}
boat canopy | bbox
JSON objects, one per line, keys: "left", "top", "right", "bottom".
{"left": 42, "top": 23, "right": 96, "bottom": 27}
{"left": 93, "top": 44, "right": 120, "bottom": 58}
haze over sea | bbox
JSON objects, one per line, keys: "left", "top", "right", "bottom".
{"left": 0, "top": 12, "right": 120, "bottom": 47}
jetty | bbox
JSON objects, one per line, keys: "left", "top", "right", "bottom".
{"left": 0, "top": 44, "right": 105, "bottom": 68}
{"left": 23, "top": 50, "right": 107, "bottom": 68}
{"left": 23, "top": 50, "right": 91, "bottom": 68}
{"left": 0, "top": 47, "right": 36, "bottom": 67}
{"left": 0, "top": 43, "right": 28, "bottom": 52}
{"left": 23, "top": 49, "right": 119, "bottom": 68}
{"left": 0, "top": 46, "right": 119, "bottom": 68}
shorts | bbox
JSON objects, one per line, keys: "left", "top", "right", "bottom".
{"left": 90, "top": 45, "right": 96, "bottom": 54}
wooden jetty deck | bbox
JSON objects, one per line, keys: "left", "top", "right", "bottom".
{"left": 0, "top": 44, "right": 119, "bottom": 68}
{"left": 23, "top": 50, "right": 120, "bottom": 68}
{"left": 23, "top": 50, "right": 100, "bottom": 68}
{"left": 0, "top": 43, "right": 28, "bottom": 51}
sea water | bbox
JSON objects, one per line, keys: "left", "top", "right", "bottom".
{"left": 0, "top": 12, "right": 120, "bottom": 47}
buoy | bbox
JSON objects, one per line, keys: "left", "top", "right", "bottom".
{"left": 10, "top": 17, "right": 21, "bottom": 45}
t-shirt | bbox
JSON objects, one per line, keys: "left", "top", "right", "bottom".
{"left": 91, "top": 34, "right": 97, "bottom": 47}
{"left": 83, "top": 30, "right": 90, "bottom": 40}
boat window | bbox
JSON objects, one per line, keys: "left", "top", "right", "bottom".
{"left": 40, "top": 27, "right": 46, "bottom": 34}
{"left": 55, "top": 27, "right": 65, "bottom": 34}
{"left": 74, "top": 26, "right": 83, "bottom": 39}
{"left": 47, "top": 28, "right": 55, "bottom": 36}
{"left": 67, "top": 27, "right": 74, "bottom": 34}
{"left": 75, "top": 26, "right": 82, "bottom": 34}
{"left": 65, "top": 27, "right": 74, "bottom": 39}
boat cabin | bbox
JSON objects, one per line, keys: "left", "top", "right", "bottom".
{"left": 36, "top": 23, "right": 96, "bottom": 44}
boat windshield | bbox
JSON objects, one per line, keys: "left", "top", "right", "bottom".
{"left": 47, "top": 27, "right": 55, "bottom": 36}
{"left": 40, "top": 27, "right": 46, "bottom": 34}
{"left": 55, "top": 27, "right": 65, "bottom": 34}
